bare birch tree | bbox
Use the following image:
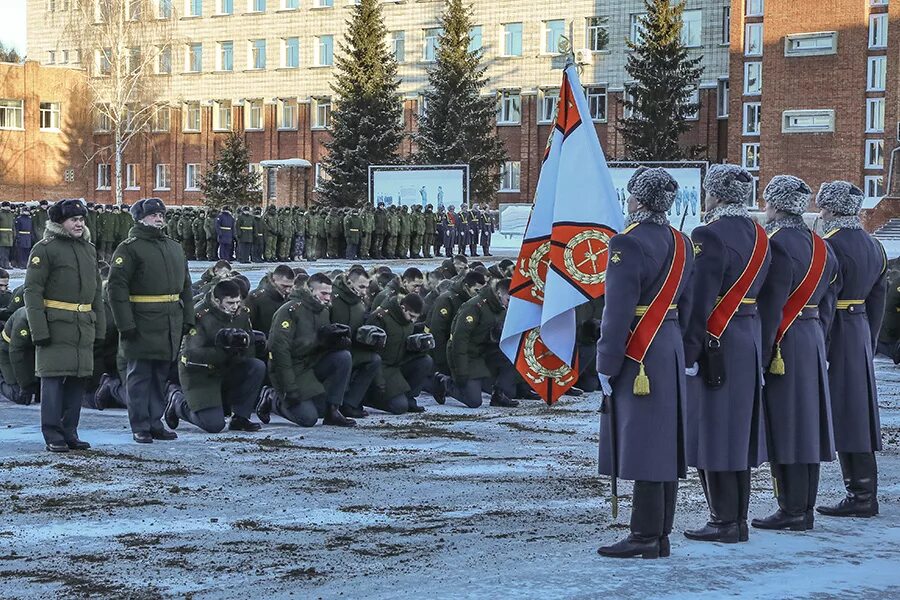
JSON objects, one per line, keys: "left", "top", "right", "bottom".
{"left": 63, "top": 0, "right": 177, "bottom": 204}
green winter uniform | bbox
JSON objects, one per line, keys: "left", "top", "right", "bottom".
{"left": 32, "top": 209, "right": 48, "bottom": 240}
{"left": 373, "top": 207, "right": 387, "bottom": 258}
{"left": 423, "top": 208, "right": 437, "bottom": 258}
{"left": 447, "top": 286, "right": 506, "bottom": 382}
{"left": 410, "top": 207, "right": 425, "bottom": 257}
{"left": 325, "top": 211, "right": 340, "bottom": 258}
{"left": 115, "top": 209, "right": 132, "bottom": 246}
{"left": 330, "top": 276, "right": 378, "bottom": 367}
{"left": 365, "top": 297, "right": 424, "bottom": 400}
{"left": 245, "top": 278, "right": 288, "bottom": 336}
{"left": 267, "top": 287, "right": 331, "bottom": 403}
{"left": 1, "top": 306, "right": 37, "bottom": 391}
{"left": 360, "top": 209, "right": 373, "bottom": 259}
{"left": 344, "top": 212, "right": 362, "bottom": 257}
{"left": 385, "top": 210, "right": 399, "bottom": 259}
{"left": 204, "top": 213, "right": 218, "bottom": 261}
{"left": 178, "top": 211, "right": 195, "bottom": 259}
{"left": 292, "top": 209, "right": 306, "bottom": 259}
{"left": 397, "top": 209, "right": 411, "bottom": 258}
{"left": 264, "top": 209, "right": 279, "bottom": 261}
{"left": 191, "top": 215, "right": 206, "bottom": 260}
{"left": 23, "top": 222, "right": 105, "bottom": 378}
{"left": 425, "top": 280, "right": 473, "bottom": 374}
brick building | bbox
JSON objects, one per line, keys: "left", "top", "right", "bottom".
{"left": 19, "top": 0, "right": 732, "bottom": 207}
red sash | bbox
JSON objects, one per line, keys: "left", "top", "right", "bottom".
{"left": 625, "top": 227, "right": 687, "bottom": 364}
{"left": 707, "top": 222, "right": 768, "bottom": 339}
{"left": 775, "top": 231, "right": 827, "bottom": 344}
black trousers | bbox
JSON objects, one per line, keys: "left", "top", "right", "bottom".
{"left": 175, "top": 358, "right": 266, "bottom": 433}
{"left": 445, "top": 356, "right": 516, "bottom": 408}
{"left": 0, "top": 245, "right": 9, "bottom": 269}
{"left": 576, "top": 343, "right": 600, "bottom": 392}
{"left": 697, "top": 469, "right": 751, "bottom": 525}
{"left": 772, "top": 462, "right": 821, "bottom": 517}
{"left": 272, "top": 351, "right": 351, "bottom": 427}
{"left": 41, "top": 376, "right": 86, "bottom": 444}
{"left": 125, "top": 359, "right": 171, "bottom": 435}
{"left": 366, "top": 355, "right": 433, "bottom": 414}
{"left": 631, "top": 480, "right": 678, "bottom": 540}
{"left": 237, "top": 242, "right": 252, "bottom": 263}
{"left": 345, "top": 355, "right": 381, "bottom": 410}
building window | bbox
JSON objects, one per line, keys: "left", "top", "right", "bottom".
{"left": 282, "top": 0, "right": 299, "bottom": 9}
{"left": 539, "top": 88, "right": 559, "bottom": 123}
{"left": 183, "top": 102, "right": 201, "bottom": 131}
{"left": 864, "top": 175, "right": 884, "bottom": 201}
{"left": 39, "top": 102, "right": 61, "bottom": 131}
{"left": 721, "top": 7, "right": 731, "bottom": 44}
{"left": 624, "top": 86, "right": 637, "bottom": 119}
{"left": 185, "top": 164, "right": 200, "bottom": 191}
{"left": 865, "top": 139, "right": 885, "bottom": 169}
{"left": 745, "top": 23, "right": 763, "bottom": 56}
{"left": 717, "top": 79, "right": 729, "bottom": 117}
{"left": 157, "top": 0, "right": 173, "bottom": 18}
{"left": 48, "top": 50, "right": 56, "bottom": 64}
{"left": 124, "top": 104, "right": 138, "bottom": 132}
{"left": 469, "top": 26, "right": 483, "bottom": 53}
{"left": 585, "top": 86, "right": 608, "bottom": 122}
{"left": 503, "top": 23, "right": 523, "bottom": 57}
{"left": 867, "top": 98, "right": 886, "bottom": 133}
{"left": 96, "top": 48, "right": 112, "bottom": 75}
{"left": 424, "top": 28, "right": 441, "bottom": 62}
{"left": 157, "top": 46, "right": 172, "bottom": 74}
{"left": 316, "top": 35, "right": 334, "bottom": 66}
{"left": 870, "top": 14, "right": 888, "bottom": 49}
{"left": 497, "top": 91, "right": 521, "bottom": 125}
{"left": 187, "top": 0, "right": 202, "bottom": 17}
{"left": 871, "top": 0, "right": 889, "bottom": 5}
{"left": 744, "top": 62, "right": 762, "bottom": 95}
{"left": 743, "top": 102, "right": 761, "bottom": 135}
{"left": 152, "top": 106, "right": 170, "bottom": 131}
{"left": 250, "top": 39, "right": 266, "bottom": 69}
{"left": 125, "top": 164, "right": 140, "bottom": 190}
{"left": 391, "top": 31, "right": 405, "bottom": 62}
{"left": 250, "top": 0, "right": 266, "bottom": 12}
{"left": 219, "top": 0, "right": 233, "bottom": 14}
{"left": 95, "top": 107, "right": 111, "bottom": 132}
{"left": 784, "top": 32, "right": 837, "bottom": 56}
{"left": 746, "top": 0, "right": 764, "bottom": 17}
{"left": 278, "top": 98, "right": 298, "bottom": 129}
{"left": 782, "top": 109, "right": 835, "bottom": 133}
{"left": 315, "top": 0, "right": 333, "bottom": 6}
{"left": 313, "top": 97, "right": 331, "bottom": 129}
{"left": 587, "top": 17, "right": 608, "bottom": 52}
{"left": 283, "top": 37, "right": 299, "bottom": 68}
{"left": 128, "top": 0, "right": 142, "bottom": 19}
{"left": 683, "top": 88, "right": 700, "bottom": 120}
{"left": 187, "top": 43, "right": 202, "bottom": 72}
{"left": 500, "top": 161, "right": 521, "bottom": 192}
{"left": 213, "top": 100, "right": 232, "bottom": 131}
{"left": 630, "top": 14, "right": 646, "bottom": 44}
{"left": 418, "top": 94, "right": 429, "bottom": 118}
{"left": 218, "top": 41, "right": 234, "bottom": 71}
{"left": 742, "top": 143, "right": 760, "bottom": 171}
{"left": 246, "top": 100, "right": 264, "bottom": 130}
{"left": 681, "top": 10, "right": 702, "bottom": 48}
{"left": 97, "top": 164, "right": 112, "bottom": 190}
{"left": 72, "top": 49, "right": 81, "bottom": 64}
{"left": 155, "top": 164, "right": 171, "bottom": 190}
{"left": 0, "top": 100, "right": 24, "bottom": 130}
{"left": 748, "top": 176, "right": 760, "bottom": 207}
{"left": 544, "top": 20, "right": 565, "bottom": 54}
{"left": 868, "top": 56, "right": 887, "bottom": 91}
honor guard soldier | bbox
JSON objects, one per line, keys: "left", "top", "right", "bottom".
{"left": 442, "top": 206, "right": 458, "bottom": 258}
{"left": 815, "top": 181, "right": 886, "bottom": 519}
{"left": 108, "top": 198, "right": 195, "bottom": 444}
{"left": 24, "top": 199, "right": 105, "bottom": 452}
{"left": 216, "top": 206, "right": 236, "bottom": 260}
{"left": 682, "top": 165, "right": 771, "bottom": 544}
{"left": 753, "top": 175, "right": 839, "bottom": 532}
{"left": 479, "top": 204, "right": 495, "bottom": 256}
{"left": 596, "top": 168, "right": 694, "bottom": 559}
{"left": 165, "top": 279, "right": 265, "bottom": 434}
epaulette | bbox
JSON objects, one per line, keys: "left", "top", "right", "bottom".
{"left": 123, "top": 237, "right": 137, "bottom": 244}
{"left": 240, "top": 306, "right": 250, "bottom": 314}
{"left": 622, "top": 223, "right": 639, "bottom": 235}
{"left": 823, "top": 229, "right": 839, "bottom": 239}
{"left": 767, "top": 227, "right": 781, "bottom": 239}
{"left": 37, "top": 238, "right": 51, "bottom": 246}
{"left": 197, "top": 308, "right": 209, "bottom": 319}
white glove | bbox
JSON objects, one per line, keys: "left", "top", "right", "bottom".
{"left": 598, "top": 373, "right": 613, "bottom": 396}
{"left": 685, "top": 362, "right": 699, "bottom": 377}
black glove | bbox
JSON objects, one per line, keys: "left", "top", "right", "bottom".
{"left": 251, "top": 330, "right": 267, "bottom": 354}
{"left": 490, "top": 322, "right": 504, "bottom": 344}
{"left": 580, "top": 319, "right": 602, "bottom": 344}
{"left": 412, "top": 322, "right": 427, "bottom": 334}
{"left": 32, "top": 336, "right": 51, "bottom": 347}
{"left": 317, "top": 323, "right": 351, "bottom": 351}
{"left": 406, "top": 333, "right": 435, "bottom": 353}
{"left": 120, "top": 328, "right": 138, "bottom": 342}
{"left": 355, "top": 325, "right": 386, "bottom": 350}
{"left": 182, "top": 322, "right": 194, "bottom": 337}
{"left": 215, "top": 328, "right": 251, "bottom": 353}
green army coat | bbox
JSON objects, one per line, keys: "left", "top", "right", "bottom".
{"left": 344, "top": 214, "right": 362, "bottom": 245}
{"left": 23, "top": 222, "right": 105, "bottom": 378}
{"left": 192, "top": 215, "right": 206, "bottom": 245}
{"left": 204, "top": 213, "right": 218, "bottom": 241}
{"left": 447, "top": 285, "right": 505, "bottom": 382}
{"left": 0, "top": 284, "right": 24, "bottom": 322}
{"left": 32, "top": 209, "right": 48, "bottom": 239}
{"left": 0, "top": 208, "right": 16, "bottom": 247}
{"left": 167, "top": 213, "right": 181, "bottom": 241}
{"left": 330, "top": 275, "right": 378, "bottom": 367}
{"left": 236, "top": 213, "right": 256, "bottom": 243}
{"left": 177, "top": 212, "right": 194, "bottom": 243}
{"left": 425, "top": 280, "right": 473, "bottom": 372}
{"left": 245, "top": 278, "right": 287, "bottom": 335}
{"left": 366, "top": 297, "right": 419, "bottom": 399}
{"left": 292, "top": 210, "right": 306, "bottom": 237}
{"left": 1, "top": 306, "right": 36, "bottom": 389}
{"left": 374, "top": 208, "right": 387, "bottom": 235}
{"left": 107, "top": 222, "right": 194, "bottom": 361}
{"left": 115, "top": 210, "right": 133, "bottom": 243}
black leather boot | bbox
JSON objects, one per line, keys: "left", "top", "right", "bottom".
{"left": 817, "top": 452, "right": 879, "bottom": 518}
{"left": 660, "top": 481, "right": 677, "bottom": 557}
{"left": 685, "top": 471, "right": 740, "bottom": 543}
{"left": 737, "top": 469, "right": 751, "bottom": 542}
{"left": 752, "top": 463, "right": 808, "bottom": 531}
{"left": 598, "top": 481, "right": 663, "bottom": 559}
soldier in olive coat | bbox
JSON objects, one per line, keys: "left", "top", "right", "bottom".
{"left": 425, "top": 271, "right": 486, "bottom": 375}
{"left": 423, "top": 204, "right": 437, "bottom": 259}
{"left": 245, "top": 265, "right": 294, "bottom": 337}
{"left": 360, "top": 206, "right": 373, "bottom": 259}
{"left": 108, "top": 198, "right": 194, "bottom": 444}
{"left": 373, "top": 203, "right": 387, "bottom": 258}
{"left": 410, "top": 205, "right": 425, "bottom": 258}
{"left": 397, "top": 206, "right": 411, "bottom": 259}
{"left": 236, "top": 206, "right": 255, "bottom": 263}
{"left": 278, "top": 208, "right": 295, "bottom": 261}
{"left": 0, "top": 202, "right": 14, "bottom": 269}
{"left": 192, "top": 210, "right": 207, "bottom": 261}
{"left": 166, "top": 279, "right": 265, "bottom": 433}
{"left": 292, "top": 208, "right": 306, "bottom": 260}
{"left": 0, "top": 306, "right": 38, "bottom": 405}
{"left": 264, "top": 206, "right": 279, "bottom": 261}
{"left": 204, "top": 209, "right": 219, "bottom": 261}
{"left": 343, "top": 210, "right": 363, "bottom": 260}
{"left": 24, "top": 199, "right": 105, "bottom": 452}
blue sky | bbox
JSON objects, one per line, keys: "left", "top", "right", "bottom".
{"left": 0, "top": 0, "right": 27, "bottom": 55}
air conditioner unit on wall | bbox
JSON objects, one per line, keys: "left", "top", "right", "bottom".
{"left": 575, "top": 49, "right": 593, "bottom": 65}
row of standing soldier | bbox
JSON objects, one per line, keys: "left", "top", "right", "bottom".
{"left": 596, "top": 166, "right": 884, "bottom": 559}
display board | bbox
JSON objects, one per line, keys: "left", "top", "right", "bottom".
{"left": 369, "top": 165, "right": 469, "bottom": 209}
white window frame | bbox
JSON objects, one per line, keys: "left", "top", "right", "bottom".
{"left": 630, "top": 14, "right": 646, "bottom": 45}
{"left": 868, "top": 56, "right": 887, "bottom": 91}
{"left": 185, "top": 163, "right": 201, "bottom": 191}
{"left": 278, "top": 98, "right": 298, "bottom": 130}
{"left": 95, "top": 107, "right": 112, "bottom": 133}
{"left": 312, "top": 97, "right": 331, "bottom": 129}
{"left": 248, "top": 0, "right": 266, "bottom": 13}
{"left": 314, "top": 163, "right": 330, "bottom": 189}
{"left": 218, "top": 41, "right": 234, "bottom": 71}
{"left": 870, "top": 14, "right": 888, "bottom": 49}
{"left": 282, "top": 37, "right": 299, "bottom": 68}
{"left": 315, "top": 35, "right": 334, "bottom": 66}
{"left": 424, "top": 28, "right": 441, "bottom": 62}
{"left": 0, "top": 100, "right": 24, "bottom": 130}
{"left": 186, "top": 0, "right": 202, "bottom": 17}
{"left": 469, "top": 25, "right": 483, "bottom": 53}
{"left": 864, "top": 175, "right": 884, "bottom": 202}
{"left": 391, "top": 31, "right": 405, "bottom": 63}
{"left": 152, "top": 105, "right": 170, "bottom": 132}
{"left": 745, "top": 23, "right": 763, "bottom": 56}
{"left": 503, "top": 23, "right": 523, "bottom": 57}
{"left": 245, "top": 99, "right": 264, "bottom": 130}
{"left": 155, "top": 163, "right": 171, "bottom": 191}
{"left": 587, "top": 17, "right": 608, "bottom": 52}
{"left": 681, "top": 10, "right": 702, "bottom": 48}
{"left": 97, "top": 163, "right": 112, "bottom": 190}
{"left": 743, "top": 102, "right": 761, "bottom": 135}
{"left": 585, "top": 86, "right": 608, "bottom": 122}
{"left": 125, "top": 163, "right": 140, "bottom": 190}
{"left": 282, "top": 0, "right": 299, "bottom": 10}
{"left": 157, "top": 46, "right": 172, "bottom": 74}
{"left": 500, "top": 161, "right": 521, "bottom": 192}
{"left": 721, "top": 7, "right": 731, "bottom": 45}
{"left": 865, "top": 139, "right": 885, "bottom": 170}
{"left": 314, "top": 0, "right": 333, "bottom": 7}
{"left": 213, "top": 100, "right": 232, "bottom": 131}
{"left": 781, "top": 109, "right": 835, "bottom": 133}
{"left": 497, "top": 91, "right": 521, "bottom": 125}
{"left": 538, "top": 88, "right": 559, "bottom": 123}
{"left": 218, "top": 0, "right": 234, "bottom": 15}
{"left": 157, "top": 0, "right": 173, "bottom": 19}
{"left": 544, "top": 19, "right": 565, "bottom": 54}
{"left": 744, "top": 62, "right": 762, "bottom": 96}
{"left": 183, "top": 102, "right": 201, "bottom": 132}
{"left": 717, "top": 78, "right": 729, "bottom": 118}
{"left": 742, "top": 143, "right": 760, "bottom": 171}
{"left": 784, "top": 32, "right": 837, "bottom": 57}
{"left": 871, "top": 0, "right": 889, "bottom": 6}
{"left": 249, "top": 39, "right": 267, "bottom": 70}
{"left": 867, "top": 98, "right": 885, "bottom": 133}
{"left": 39, "top": 102, "right": 61, "bottom": 131}
{"left": 187, "top": 43, "right": 202, "bottom": 73}
{"left": 746, "top": 0, "right": 764, "bottom": 17}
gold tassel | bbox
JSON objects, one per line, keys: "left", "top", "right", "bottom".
{"left": 633, "top": 362, "right": 650, "bottom": 396}
{"left": 769, "top": 344, "right": 785, "bottom": 375}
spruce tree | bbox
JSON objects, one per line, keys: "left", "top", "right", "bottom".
{"left": 321, "top": 0, "right": 404, "bottom": 208}
{"left": 619, "top": 0, "right": 704, "bottom": 160}
{"left": 415, "top": 0, "right": 506, "bottom": 205}
{"left": 200, "top": 132, "right": 261, "bottom": 209}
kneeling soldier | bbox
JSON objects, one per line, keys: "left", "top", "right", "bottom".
{"left": 165, "top": 280, "right": 265, "bottom": 433}
{"left": 259, "top": 273, "right": 356, "bottom": 428}
{"left": 0, "top": 306, "right": 38, "bottom": 405}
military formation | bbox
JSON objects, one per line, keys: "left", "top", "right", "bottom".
{"left": 0, "top": 175, "right": 892, "bottom": 562}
